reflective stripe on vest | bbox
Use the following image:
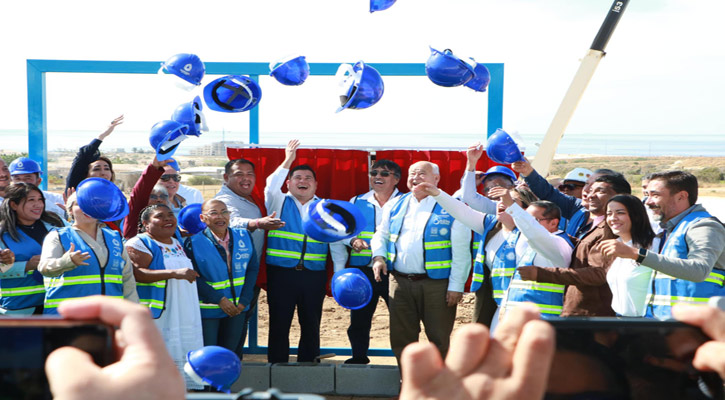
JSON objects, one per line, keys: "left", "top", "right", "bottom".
{"left": 44, "top": 227, "right": 126, "bottom": 315}
{"left": 0, "top": 223, "right": 56, "bottom": 310}
{"left": 490, "top": 230, "right": 521, "bottom": 303}
{"left": 470, "top": 215, "right": 498, "bottom": 292}
{"left": 648, "top": 211, "right": 724, "bottom": 319}
{"left": 135, "top": 234, "right": 168, "bottom": 318}
{"left": 386, "top": 193, "right": 455, "bottom": 279}
{"left": 265, "top": 197, "right": 328, "bottom": 270}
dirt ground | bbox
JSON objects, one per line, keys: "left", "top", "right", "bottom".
{"left": 244, "top": 289, "right": 476, "bottom": 399}
{"left": 247, "top": 289, "right": 476, "bottom": 365}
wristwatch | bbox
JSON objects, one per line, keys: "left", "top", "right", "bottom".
{"left": 636, "top": 248, "right": 647, "bottom": 264}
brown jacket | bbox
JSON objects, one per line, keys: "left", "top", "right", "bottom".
{"left": 530, "top": 220, "right": 616, "bottom": 316}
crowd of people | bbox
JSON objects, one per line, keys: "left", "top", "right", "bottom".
{"left": 1, "top": 119, "right": 725, "bottom": 396}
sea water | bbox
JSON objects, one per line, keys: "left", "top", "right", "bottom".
{"left": 1, "top": 129, "right": 723, "bottom": 157}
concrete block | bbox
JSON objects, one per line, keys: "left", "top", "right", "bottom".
{"left": 335, "top": 364, "right": 401, "bottom": 397}
{"left": 231, "top": 362, "right": 271, "bottom": 393}
{"left": 270, "top": 363, "right": 336, "bottom": 394}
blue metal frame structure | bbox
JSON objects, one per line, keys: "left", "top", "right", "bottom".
{"left": 26, "top": 59, "right": 504, "bottom": 356}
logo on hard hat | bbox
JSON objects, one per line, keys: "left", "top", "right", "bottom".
{"left": 17, "top": 161, "right": 23, "bottom": 168}
{"left": 182, "top": 64, "right": 192, "bottom": 74}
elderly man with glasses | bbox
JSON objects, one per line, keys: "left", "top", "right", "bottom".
{"left": 330, "top": 159, "right": 403, "bottom": 364}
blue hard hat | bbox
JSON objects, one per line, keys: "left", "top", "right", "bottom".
{"left": 178, "top": 203, "right": 206, "bottom": 235}
{"left": 336, "top": 61, "right": 384, "bottom": 113}
{"left": 76, "top": 178, "right": 129, "bottom": 222}
{"left": 185, "top": 346, "right": 241, "bottom": 393}
{"left": 464, "top": 60, "right": 491, "bottom": 92}
{"left": 486, "top": 129, "right": 525, "bottom": 165}
{"left": 370, "top": 0, "right": 397, "bottom": 12}
{"left": 172, "top": 96, "right": 208, "bottom": 137}
{"left": 9, "top": 157, "right": 42, "bottom": 176}
{"left": 149, "top": 120, "right": 188, "bottom": 162}
{"left": 484, "top": 166, "right": 517, "bottom": 183}
{"left": 425, "top": 47, "right": 476, "bottom": 87}
{"left": 159, "top": 53, "right": 205, "bottom": 86}
{"left": 203, "top": 75, "right": 262, "bottom": 113}
{"left": 269, "top": 55, "right": 310, "bottom": 86}
{"left": 331, "top": 268, "right": 373, "bottom": 310}
{"left": 303, "top": 199, "right": 366, "bottom": 242}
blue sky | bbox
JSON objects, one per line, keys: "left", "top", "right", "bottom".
{"left": 2, "top": 0, "right": 724, "bottom": 153}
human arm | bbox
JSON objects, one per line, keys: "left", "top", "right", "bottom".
{"left": 399, "top": 304, "right": 554, "bottom": 400}
{"left": 64, "top": 115, "right": 124, "bottom": 192}
{"left": 602, "top": 219, "right": 725, "bottom": 282}
{"left": 512, "top": 158, "right": 583, "bottom": 220}
{"left": 459, "top": 170, "right": 498, "bottom": 214}
{"left": 38, "top": 231, "right": 91, "bottom": 277}
{"left": 370, "top": 204, "right": 394, "bottom": 281}
{"left": 123, "top": 159, "right": 167, "bottom": 239}
{"left": 45, "top": 296, "right": 185, "bottom": 400}
{"left": 330, "top": 240, "right": 349, "bottom": 272}
{"left": 447, "top": 220, "right": 472, "bottom": 304}
{"left": 672, "top": 303, "right": 725, "bottom": 380}
{"left": 126, "top": 239, "right": 198, "bottom": 283}
{"left": 506, "top": 203, "right": 573, "bottom": 267}
{"left": 427, "top": 186, "right": 487, "bottom": 234}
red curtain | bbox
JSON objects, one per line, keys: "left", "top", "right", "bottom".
{"left": 375, "top": 150, "right": 472, "bottom": 195}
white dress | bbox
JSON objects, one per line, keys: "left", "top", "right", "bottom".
{"left": 126, "top": 236, "right": 204, "bottom": 390}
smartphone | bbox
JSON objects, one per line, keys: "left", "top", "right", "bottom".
{"left": 547, "top": 318, "right": 723, "bottom": 400}
{"left": 0, "top": 317, "right": 115, "bottom": 400}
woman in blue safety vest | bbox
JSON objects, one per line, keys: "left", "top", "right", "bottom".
{"left": 602, "top": 194, "right": 658, "bottom": 317}
{"left": 183, "top": 199, "right": 259, "bottom": 359}
{"left": 38, "top": 192, "right": 139, "bottom": 313}
{"left": 0, "top": 183, "right": 65, "bottom": 315}
{"left": 125, "top": 204, "right": 204, "bottom": 390}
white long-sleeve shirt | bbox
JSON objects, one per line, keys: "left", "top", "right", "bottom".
{"left": 458, "top": 170, "right": 497, "bottom": 214}
{"left": 371, "top": 194, "right": 471, "bottom": 292}
{"left": 432, "top": 191, "right": 572, "bottom": 269}
{"left": 330, "top": 189, "right": 400, "bottom": 272}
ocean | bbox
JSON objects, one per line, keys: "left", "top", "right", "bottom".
{"left": 1, "top": 129, "right": 723, "bottom": 157}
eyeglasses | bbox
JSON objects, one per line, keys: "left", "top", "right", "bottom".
{"left": 558, "top": 183, "right": 584, "bottom": 191}
{"left": 203, "top": 210, "right": 231, "bottom": 218}
{"left": 535, "top": 217, "right": 554, "bottom": 222}
{"left": 149, "top": 194, "right": 169, "bottom": 200}
{"left": 160, "top": 174, "right": 181, "bottom": 182}
{"left": 369, "top": 170, "right": 393, "bottom": 178}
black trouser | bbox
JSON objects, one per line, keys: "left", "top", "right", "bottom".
{"left": 266, "top": 265, "right": 327, "bottom": 363}
{"left": 346, "top": 265, "right": 389, "bottom": 361}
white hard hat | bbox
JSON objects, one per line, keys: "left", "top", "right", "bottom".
{"left": 564, "top": 167, "right": 593, "bottom": 183}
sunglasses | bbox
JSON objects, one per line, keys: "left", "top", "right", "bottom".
{"left": 558, "top": 183, "right": 584, "bottom": 191}
{"left": 160, "top": 174, "right": 181, "bottom": 182}
{"left": 369, "top": 170, "right": 393, "bottom": 177}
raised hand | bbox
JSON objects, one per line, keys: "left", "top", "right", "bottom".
{"left": 98, "top": 115, "right": 124, "bottom": 141}
{"left": 67, "top": 242, "right": 91, "bottom": 266}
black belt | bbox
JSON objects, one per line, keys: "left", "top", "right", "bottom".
{"left": 392, "top": 270, "right": 429, "bottom": 281}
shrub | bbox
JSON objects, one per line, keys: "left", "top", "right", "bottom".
{"left": 188, "top": 175, "right": 220, "bottom": 185}
{"left": 693, "top": 167, "right": 723, "bottom": 184}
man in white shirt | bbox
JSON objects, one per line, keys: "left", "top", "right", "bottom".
{"left": 330, "top": 159, "right": 402, "bottom": 365}
{"left": 263, "top": 140, "right": 329, "bottom": 364}
{"left": 371, "top": 161, "right": 471, "bottom": 364}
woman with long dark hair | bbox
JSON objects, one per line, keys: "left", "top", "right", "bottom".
{"left": 38, "top": 192, "right": 139, "bottom": 313}
{"left": 0, "top": 183, "right": 64, "bottom": 314}
{"left": 602, "top": 194, "right": 658, "bottom": 317}
{"left": 125, "top": 204, "right": 203, "bottom": 390}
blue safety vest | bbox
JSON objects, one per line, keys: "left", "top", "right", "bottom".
{"left": 648, "top": 211, "right": 725, "bottom": 319}
{"left": 503, "top": 232, "right": 574, "bottom": 319}
{"left": 135, "top": 234, "right": 168, "bottom": 319}
{"left": 43, "top": 227, "right": 125, "bottom": 314}
{"left": 187, "top": 228, "right": 253, "bottom": 318}
{"left": 470, "top": 215, "right": 499, "bottom": 292}
{"left": 386, "top": 193, "right": 456, "bottom": 279}
{"left": 348, "top": 192, "right": 403, "bottom": 267}
{"left": 0, "top": 222, "right": 57, "bottom": 310}
{"left": 490, "top": 230, "right": 522, "bottom": 304}
{"left": 266, "top": 197, "right": 328, "bottom": 271}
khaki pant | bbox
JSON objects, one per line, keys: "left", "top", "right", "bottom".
{"left": 388, "top": 275, "right": 457, "bottom": 364}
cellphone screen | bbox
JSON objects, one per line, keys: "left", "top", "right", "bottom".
{"left": 547, "top": 318, "right": 723, "bottom": 400}
{"left": 0, "top": 319, "right": 114, "bottom": 400}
